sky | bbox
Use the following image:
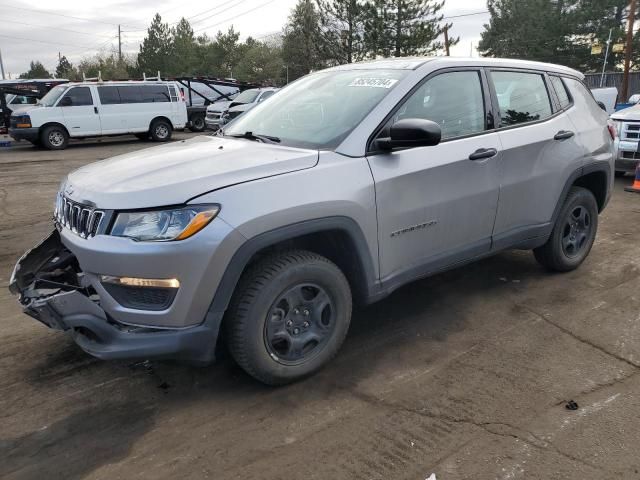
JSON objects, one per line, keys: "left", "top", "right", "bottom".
{"left": 0, "top": 0, "right": 489, "bottom": 78}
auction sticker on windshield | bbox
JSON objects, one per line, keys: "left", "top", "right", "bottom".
{"left": 348, "top": 78, "right": 399, "bottom": 88}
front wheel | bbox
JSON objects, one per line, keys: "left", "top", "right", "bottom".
{"left": 534, "top": 186, "right": 598, "bottom": 272}
{"left": 227, "top": 250, "right": 352, "bottom": 385}
{"left": 150, "top": 119, "right": 172, "bottom": 142}
{"left": 41, "top": 125, "right": 68, "bottom": 150}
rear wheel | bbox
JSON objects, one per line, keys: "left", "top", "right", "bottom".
{"left": 150, "top": 119, "right": 172, "bottom": 142}
{"left": 189, "top": 113, "right": 206, "bottom": 132}
{"left": 534, "top": 187, "right": 598, "bottom": 272}
{"left": 40, "top": 125, "right": 68, "bottom": 150}
{"left": 227, "top": 250, "right": 352, "bottom": 385}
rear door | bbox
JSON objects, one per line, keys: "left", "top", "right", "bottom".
{"left": 489, "top": 69, "right": 585, "bottom": 248}
{"left": 368, "top": 68, "right": 502, "bottom": 281}
{"left": 59, "top": 86, "right": 101, "bottom": 136}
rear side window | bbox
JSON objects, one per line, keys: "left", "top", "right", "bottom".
{"left": 490, "top": 71, "right": 552, "bottom": 126}
{"left": 62, "top": 87, "right": 93, "bottom": 106}
{"left": 169, "top": 85, "right": 178, "bottom": 102}
{"left": 550, "top": 76, "right": 571, "bottom": 109}
{"left": 390, "top": 70, "right": 486, "bottom": 140}
{"left": 140, "top": 85, "right": 170, "bottom": 103}
{"left": 98, "top": 86, "right": 120, "bottom": 105}
{"left": 117, "top": 86, "right": 142, "bottom": 104}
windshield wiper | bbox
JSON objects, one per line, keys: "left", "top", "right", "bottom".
{"left": 227, "top": 131, "right": 281, "bottom": 143}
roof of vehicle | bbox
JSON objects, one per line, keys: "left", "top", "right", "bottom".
{"left": 326, "top": 56, "right": 584, "bottom": 79}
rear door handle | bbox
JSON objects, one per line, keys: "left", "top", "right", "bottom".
{"left": 468, "top": 148, "right": 498, "bottom": 161}
{"left": 554, "top": 130, "right": 574, "bottom": 140}
{"left": 94, "top": 106, "right": 99, "bottom": 114}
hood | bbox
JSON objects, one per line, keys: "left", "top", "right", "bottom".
{"left": 206, "top": 101, "right": 232, "bottom": 113}
{"left": 611, "top": 104, "right": 640, "bottom": 121}
{"left": 10, "top": 104, "right": 44, "bottom": 116}
{"left": 64, "top": 135, "right": 318, "bottom": 209}
{"left": 228, "top": 103, "right": 253, "bottom": 113}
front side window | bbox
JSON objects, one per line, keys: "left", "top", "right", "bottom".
{"left": 234, "top": 89, "right": 261, "bottom": 104}
{"left": 224, "top": 69, "right": 408, "bottom": 150}
{"left": 490, "top": 71, "right": 552, "bottom": 126}
{"left": 258, "top": 90, "right": 275, "bottom": 102}
{"left": 61, "top": 87, "right": 93, "bottom": 106}
{"left": 550, "top": 76, "right": 571, "bottom": 109}
{"left": 385, "top": 70, "right": 486, "bottom": 140}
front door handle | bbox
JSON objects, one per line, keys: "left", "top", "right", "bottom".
{"left": 554, "top": 130, "right": 574, "bottom": 140}
{"left": 469, "top": 148, "right": 498, "bottom": 161}
{"left": 94, "top": 106, "right": 99, "bottom": 114}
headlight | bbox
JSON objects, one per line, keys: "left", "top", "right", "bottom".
{"left": 612, "top": 120, "right": 623, "bottom": 137}
{"left": 13, "top": 115, "right": 32, "bottom": 128}
{"left": 110, "top": 205, "right": 220, "bottom": 241}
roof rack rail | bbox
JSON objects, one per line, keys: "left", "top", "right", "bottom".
{"left": 82, "top": 71, "right": 103, "bottom": 83}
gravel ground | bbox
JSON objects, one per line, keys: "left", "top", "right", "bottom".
{"left": 1, "top": 134, "right": 640, "bottom": 480}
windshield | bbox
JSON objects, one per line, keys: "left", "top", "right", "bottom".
{"left": 234, "top": 89, "right": 261, "bottom": 104}
{"left": 39, "top": 85, "right": 68, "bottom": 107}
{"left": 224, "top": 69, "right": 407, "bottom": 149}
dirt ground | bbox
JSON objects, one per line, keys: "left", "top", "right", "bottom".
{"left": 1, "top": 133, "right": 640, "bottom": 480}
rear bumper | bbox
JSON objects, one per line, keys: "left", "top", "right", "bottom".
{"left": 8, "top": 127, "right": 38, "bottom": 142}
{"left": 8, "top": 229, "right": 226, "bottom": 364}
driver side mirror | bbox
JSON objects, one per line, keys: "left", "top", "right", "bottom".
{"left": 59, "top": 96, "right": 72, "bottom": 107}
{"left": 596, "top": 101, "right": 607, "bottom": 112}
{"left": 377, "top": 118, "right": 442, "bottom": 151}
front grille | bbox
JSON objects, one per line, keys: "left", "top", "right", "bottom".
{"left": 622, "top": 151, "right": 640, "bottom": 160}
{"left": 102, "top": 283, "right": 177, "bottom": 311}
{"left": 621, "top": 122, "right": 640, "bottom": 141}
{"left": 54, "top": 194, "right": 105, "bottom": 239}
{"left": 206, "top": 112, "right": 221, "bottom": 120}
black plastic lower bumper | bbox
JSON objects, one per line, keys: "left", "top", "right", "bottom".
{"left": 9, "top": 230, "right": 219, "bottom": 364}
{"left": 8, "top": 127, "right": 38, "bottom": 142}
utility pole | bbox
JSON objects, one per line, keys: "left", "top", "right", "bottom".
{"left": 0, "top": 48, "right": 5, "bottom": 80}
{"left": 444, "top": 25, "right": 450, "bottom": 56}
{"left": 600, "top": 29, "right": 613, "bottom": 88}
{"left": 622, "top": 0, "right": 636, "bottom": 100}
{"left": 118, "top": 24, "right": 122, "bottom": 63}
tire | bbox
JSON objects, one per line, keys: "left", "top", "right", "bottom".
{"left": 615, "top": 171, "right": 627, "bottom": 178}
{"left": 150, "top": 119, "right": 172, "bottom": 142}
{"left": 134, "top": 133, "right": 149, "bottom": 140}
{"left": 227, "top": 250, "right": 352, "bottom": 385}
{"left": 534, "top": 186, "right": 598, "bottom": 272}
{"left": 189, "top": 113, "right": 206, "bottom": 132}
{"left": 41, "top": 125, "right": 68, "bottom": 150}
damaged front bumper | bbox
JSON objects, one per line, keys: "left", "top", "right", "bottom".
{"left": 9, "top": 230, "right": 218, "bottom": 364}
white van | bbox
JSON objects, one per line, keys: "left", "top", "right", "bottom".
{"left": 8, "top": 81, "right": 188, "bottom": 150}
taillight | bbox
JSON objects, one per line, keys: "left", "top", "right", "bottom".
{"left": 179, "top": 89, "right": 185, "bottom": 102}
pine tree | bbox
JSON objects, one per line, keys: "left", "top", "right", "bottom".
{"left": 479, "top": 0, "right": 628, "bottom": 72}
{"left": 55, "top": 56, "right": 74, "bottom": 79}
{"left": 171, "top": 18, "right": 197, "bottom": 76}
{"left": 137, "top": 13, "right": 174, "bottom": 76}
{"left": 19, "top": 61, "right": 51, "bottom": 79}
{"left": 316, "top": 0, "right": 366, "bottom": 63}
{"left": 282, "top": 0, "right": 333, "bottom": 79}
{"left": 363, "top": 0, "right": 451, "bottom": 58}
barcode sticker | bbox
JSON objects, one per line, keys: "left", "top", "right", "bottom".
{"left": 348, "top": 78, "right": 399, "bottom": 89}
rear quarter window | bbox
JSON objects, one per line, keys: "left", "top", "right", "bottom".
{"left": 140, "top": 85, "right": 170, "bottom": 103}
{"left": 550, "top": 76, "right": 572, "bottom": 110}
{"left": 117, "top": 86, "right": 142, "bottom": 104}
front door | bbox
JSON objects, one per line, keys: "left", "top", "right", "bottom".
{"left": 59, "top": 86, "right": 101, "bottom": 136}
{"left": 367, "top": 69, "right": 501, "bottom": 283}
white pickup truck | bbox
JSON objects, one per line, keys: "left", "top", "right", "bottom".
{"left": 611, "top": 105, "right": 640, "bottom": 176}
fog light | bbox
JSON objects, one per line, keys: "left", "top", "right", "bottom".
{"left": 100, "top": 275, "right": 180, "bottom": 288}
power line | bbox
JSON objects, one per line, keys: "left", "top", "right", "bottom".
{"left": 0, "top": 3, "right": 145, "bottom": 29}
{"left": 194, "top": 0, "right": 280, "bottom": 33}
{"left": 2, "top": 18, "right": 116, "bottom": 38}
{"left": 442, "top": 10, "right": 490, "bottom": 20}
{"left": 0, "top": 33, "right": 113, "bottom": 49}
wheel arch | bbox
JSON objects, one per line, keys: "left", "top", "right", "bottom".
{"left": 150, "top": 116, "right": 174, "bottom": 130}
{"left": 553, "top": 161, "right": 611, "bottom": 224}
{"left": 208, "top": 217, "right": 379, "bottom": 322}
{"left": 39, "top": 122, "right": 69, "bottom": 138}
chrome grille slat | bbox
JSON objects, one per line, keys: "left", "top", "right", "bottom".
{"left": 55, "top": 193, "right": 104, "bottom": 239}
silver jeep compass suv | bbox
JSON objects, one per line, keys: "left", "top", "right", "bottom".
{"left": 9, "top": 57, "right": 615, "bottom": 385}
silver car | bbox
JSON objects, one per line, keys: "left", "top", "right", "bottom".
{"left": 9, "top": 57, "right": 614, "bottom": 385}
